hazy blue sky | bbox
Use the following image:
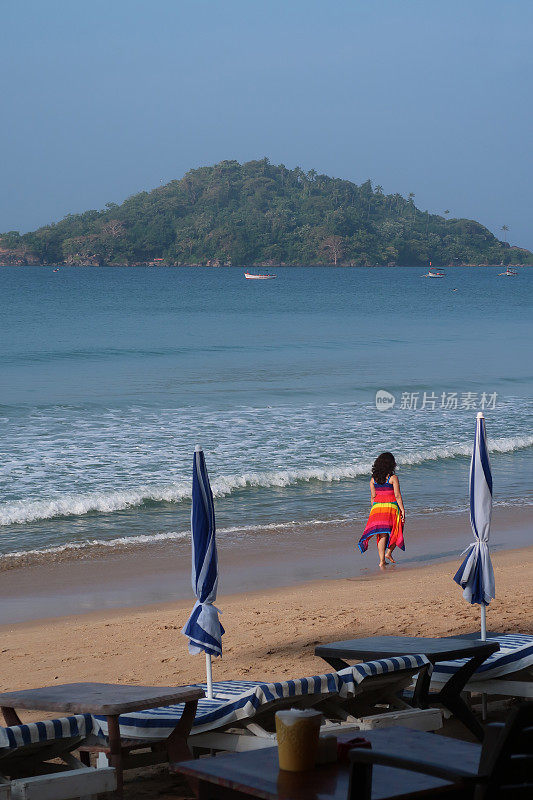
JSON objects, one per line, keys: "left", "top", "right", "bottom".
{"left": 2, "top": 0, "right": 532, "bottom": 248}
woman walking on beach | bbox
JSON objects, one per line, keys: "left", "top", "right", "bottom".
{"left": 358, "top": 452, "right": 405, "bottom": 568}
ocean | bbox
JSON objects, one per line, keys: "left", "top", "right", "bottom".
{"left": 0, "top": 265, "right": 531, "bottom": 568}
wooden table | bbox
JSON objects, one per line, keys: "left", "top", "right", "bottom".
{"left": 0, "top": 682, "right": 204, "bottom": 797}
{"left": 315, "top": 636, "right": 499, "bottom": 741}
{"left": 175, "top": 728, "right": 478, "bottom": 799}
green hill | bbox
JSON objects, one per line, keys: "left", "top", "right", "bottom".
{"left": 1, "top": 159, "right": 530, "bottom": 267}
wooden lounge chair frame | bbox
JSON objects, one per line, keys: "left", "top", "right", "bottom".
{"left": 0, "top": 728, "right": 115, "bottom": 800}
{"left": 189, "top": 665, "right": 442, "bottom": 754}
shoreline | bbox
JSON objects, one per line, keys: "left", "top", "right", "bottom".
{"left": 0, "top": 268, "right": 533, "bottom": 271}
{"left": 0, "top": 505, "right": 530, "bottom": 626}
{"left": 1, "top": 545, "right": 531, "bottom": 700}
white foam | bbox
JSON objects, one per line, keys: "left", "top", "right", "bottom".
{"left": 0, "top": 434, "right": 531, "bottom": 527}
{"left": 2, "top": 529, "right": 191, "bottom": 561}
{"left": 0, "top": 496, "right": 531, "bottom": 564}
{"left": 0, "top": 516, "right": 356, "bottom": 563}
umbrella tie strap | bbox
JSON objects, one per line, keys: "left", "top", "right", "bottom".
{"left": 459, "top": 540, "right": 487, "bottom": 556}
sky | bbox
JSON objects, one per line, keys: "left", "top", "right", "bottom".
{"left": 2, "top": 0, "right": 532, "bottom": 249}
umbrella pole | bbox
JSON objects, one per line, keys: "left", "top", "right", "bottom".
{"left": 206, "top": 653, "right": 213, "bottom": 700}
{"left": 480, "top": 604, "right": 488, "bottom": 720}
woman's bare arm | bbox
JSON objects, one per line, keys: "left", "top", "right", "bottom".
{"left": 370, "top": 477, "right": 376, "bottom": 504}
{"left": 391, "top": 475, "right": 405, "bottom": 521}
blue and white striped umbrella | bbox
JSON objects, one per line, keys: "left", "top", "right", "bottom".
{"left": 182, "top": 447, "right": 224, "bottom": 694}
{"left": 453, "top": 412, "right": 495, "bottom": 638}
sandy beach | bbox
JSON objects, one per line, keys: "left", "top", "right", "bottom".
{"left": 0, "top": 516, "right": 531, "bottom": 797}
{"left": 2, "top": 541, "right": 531, "bottom": 697}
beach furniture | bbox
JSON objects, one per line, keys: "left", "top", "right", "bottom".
{"left": 349, "top": 703, "right": 533, "bottom": 799}
{"left": 453, "top": 412, "right": 495, "bottom": 640}
{"left": 315, "top": 635, "right": 499, "bottom": 740}
{"left": 173, "top": 729, "right": 459, "bottom": 800}
{"left": 92, "top": 657, "right": 441, "bottom": 756}
{"left": 431, "top": 633, "right": 533, "bottom": 701}
{"left": 182, "top": 446, "right": 224, "bottom": 700}
{"left": 0, "top": 682, "right": 203, "bottom": 799}
{"left": 0, "top": 713, "right": 115, "bottom": 800}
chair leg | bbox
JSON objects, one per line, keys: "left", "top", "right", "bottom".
{"left": 106, "top": 715, "right": 124, "bottom": 798}
{"left": 167, "top": 700, "right": 199, "bottom": 797}
{"left": 443, "top": 693, "right": 485, "bottom": 741}
{"left": 167, "top": 699, "right": 198, "bottom": 765}
{"left": 1, "top": 707, "right": 22, "bottom": 726}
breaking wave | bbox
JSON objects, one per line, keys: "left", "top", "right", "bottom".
{"left": 0, "top": 497, "right": 530, "bottom": 568}
{"left": 1, "top": 434, "right": 532, "bottom": 527}
{"left": 0, "top": 516, "right": 356, "bottom": 568}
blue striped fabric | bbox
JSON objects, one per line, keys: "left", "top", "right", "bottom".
{"left": 182, "top": 448, "right": 224, "bottom": 658}
{"left": 0, "top": 713, "right": 94, "bottom": 750}
{"left": 431, "top": 634, "right": 533, "bottom": 683}
{"left": 94, "top": 655, "right": 428, "bottom": 740}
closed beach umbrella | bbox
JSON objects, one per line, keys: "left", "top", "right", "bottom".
{"left": 453, "top": 412, "right": 495, "bottom": 639}
{"left": 182, "top": 446, "right": 224, "bottom": 698}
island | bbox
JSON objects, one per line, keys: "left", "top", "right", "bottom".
{"left": 1, "top": 159, "right": 531, "bottom": 267}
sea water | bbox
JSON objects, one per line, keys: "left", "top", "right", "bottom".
{"left": 0, "top": 265, "right": 531, "bottom": 566}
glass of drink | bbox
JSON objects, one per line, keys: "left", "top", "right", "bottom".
{"left": 275, "top": 708, "right": 323, "bottom": 772}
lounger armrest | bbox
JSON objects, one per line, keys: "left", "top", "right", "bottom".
{"left": 349, "top": 747, "right": 482, "bottom": 783}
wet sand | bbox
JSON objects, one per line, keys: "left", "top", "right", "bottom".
{"left": 0, "top": 505, "right": 530, "bottom": 624}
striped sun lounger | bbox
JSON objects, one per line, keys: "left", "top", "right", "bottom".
{"left": 0, "top": 714, "right": 115, "bottom": 799}
{"left": 0, "top": 714, "right": 94, "bottom": 751}
{"left": 431, "top": 634, "right": 533, "bottom": 682}
{"left": 94, "top": 655, "right": 439, "bottom": 750}
{"left": 431, "top": 634, "right": 533, "bottom": 700}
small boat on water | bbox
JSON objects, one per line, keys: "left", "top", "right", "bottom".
{"left": 421, "top": 261, "right": 445, "bottom": 278}
{"left": 244, "top": 272, "right": 277, "bottom": 280}
{"left": 498, "top": 267, "right": 518, "bottom": 277}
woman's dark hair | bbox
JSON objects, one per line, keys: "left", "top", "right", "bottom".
{"left": 372, "top": 452, "right": 397, "bottom": 484}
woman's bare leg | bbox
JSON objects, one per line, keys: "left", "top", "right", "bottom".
{"left": 377, "top": 535, "right": 387, "bottom": 568}
{"left": 385, "top": 544, "right": 396, "bottom": 563}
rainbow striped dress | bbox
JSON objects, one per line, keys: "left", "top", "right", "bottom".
{"left": 358, "top": 479, "right": 405, "bottom": 554}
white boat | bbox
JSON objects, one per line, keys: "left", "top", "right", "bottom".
{"left": 421, "top": 262, "right": 445, "bottom": 278}
{"left": 498, "top": 267, "right": 518, "bottom": 277}
{"left": 244, "top": 272, "right": 277, "bottom": 280}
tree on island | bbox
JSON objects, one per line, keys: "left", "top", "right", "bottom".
{"left": 321, "top": 235, "right": 345, "bottom": 266}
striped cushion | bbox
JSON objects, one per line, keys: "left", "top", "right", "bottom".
{"left": 431, "top": 634, "right": 533, "bottom": 683}
{"left": 0, "top": 713, "right": 94, "bottom": 750}
{"left": 338, "top": 653, "right": 428, "bottom": 696}
{"left": 95, "top": 655, "right": 428, "bottom": 740}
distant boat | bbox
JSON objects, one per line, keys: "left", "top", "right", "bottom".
{"left": 421, "top": 262, "right": 445, "bottom": 278}
{"left": 498, "top": 267, "right": 518, "bottom": 277}
{"left": 244, "top": 272, "right": 277, "bottom": 280}
{"left": 53, "top": 268, "right": 60, "bottom": 273}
